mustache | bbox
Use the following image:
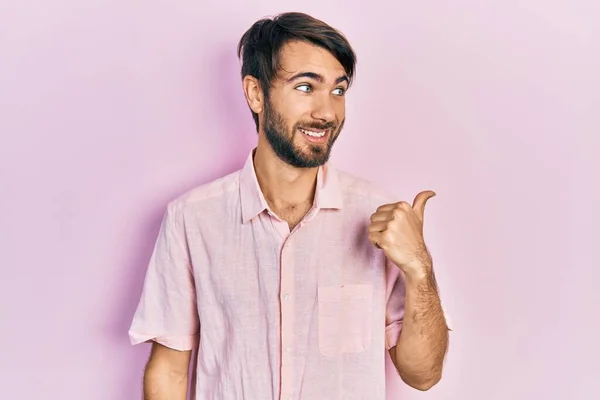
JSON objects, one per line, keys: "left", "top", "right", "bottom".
{"left": 297, "top": 121, "right": 337, "bottom": 131}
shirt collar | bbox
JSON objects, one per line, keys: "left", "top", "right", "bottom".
{"left": 239, "top": 148, "right": 344, "bottom": 223}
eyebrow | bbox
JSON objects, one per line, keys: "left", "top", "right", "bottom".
{"left": 285, "top": 72, "right": 349, "bottom": 85}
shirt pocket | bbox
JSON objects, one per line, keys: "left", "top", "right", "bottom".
{"left": 317, "top": 284, "right": 373, "bottom": 356}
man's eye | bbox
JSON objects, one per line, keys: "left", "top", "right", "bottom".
{"left": 296, "top": 84, "right": 312, "bottom": 92}
{"left": 332, "top": 88, "right": 346, "bottom": 96}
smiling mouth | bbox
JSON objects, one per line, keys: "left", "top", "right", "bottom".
{"left": 299, "top": 127, "right": 329, "bottom": 138}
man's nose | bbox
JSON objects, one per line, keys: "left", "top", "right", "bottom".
{"left": 311, "top": 94, "right": 336, "bottom": 123}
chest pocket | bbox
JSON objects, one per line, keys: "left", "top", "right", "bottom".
{"left": 317, "top": 283, "right": 373, "bottom": 356}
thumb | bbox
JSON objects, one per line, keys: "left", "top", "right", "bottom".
{"left": 412, "top": 190, "right": 436, "bottom": 222}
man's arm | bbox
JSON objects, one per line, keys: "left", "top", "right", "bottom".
{"left": 389, "top": 263, "right": 449, "bottom": 391}
{"left": 143, "top": 342, "right": 192, "bottom": 400}
{"left": 368, "top": 191, "right": 449, "bottom": 391}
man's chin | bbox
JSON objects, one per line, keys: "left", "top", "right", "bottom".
{"left": 292, "top": 152, "right": 331, "bottom": 168}
{"left": 266, "top": 132, "right": 332, "bottom": 168}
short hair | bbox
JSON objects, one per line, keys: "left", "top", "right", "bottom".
{"left": 237, "top": 12, "right": 357, "bottom": 131}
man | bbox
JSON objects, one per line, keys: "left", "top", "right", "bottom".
{"left": 129, "top": 11, "right": 450, "bottom": 400}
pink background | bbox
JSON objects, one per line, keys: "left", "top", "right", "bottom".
{"left": 1, "top": 1, "right": 598, "bottom": 399}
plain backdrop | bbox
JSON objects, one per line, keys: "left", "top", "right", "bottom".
{"left": 1, "top": 0, "right": 598, "bottom": 399}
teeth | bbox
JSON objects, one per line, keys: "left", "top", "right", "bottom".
{"left": 300, "top": 128, "right": 326, "bottom": 137}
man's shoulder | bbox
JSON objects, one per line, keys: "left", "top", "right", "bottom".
{"left": 166, "top": 168, "right": 242, "bottom": 213}
{"left": 333, "top": 166, "right": 398, "bottom": 206}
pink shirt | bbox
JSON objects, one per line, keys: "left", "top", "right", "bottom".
{"left": 129, "top": 149, "right": 406, "bottom": 400}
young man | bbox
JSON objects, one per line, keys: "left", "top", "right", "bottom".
{"left": 129, "top": 12, "right": 450, "bottom": 400}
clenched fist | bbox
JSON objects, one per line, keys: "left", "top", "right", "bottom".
{"left": 368, "top": 190, "right": 436, "bottom": 277}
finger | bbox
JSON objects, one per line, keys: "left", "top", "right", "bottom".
{"left": 412, "top": 190, "right": 436, "bottom": 222}
{"left": 370, "top": 211, "right": 393, "bottom": 223}
{"left": 376, "top": 203, "right": 397, "bottom": 213}
{"left": 367, "top": 221, "right": 388, "bottom": 233}
{"left": 368, "top": 231, "right": 383, "bottom": 249}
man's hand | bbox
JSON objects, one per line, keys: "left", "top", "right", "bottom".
{"left": 368, "top": 190, "right": 436, "bottom": 278}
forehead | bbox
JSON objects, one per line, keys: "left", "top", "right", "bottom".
{"left": 277, "top": 40, "right": 346, "bottom": 82}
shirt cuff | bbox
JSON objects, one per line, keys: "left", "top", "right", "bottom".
{"left": 129, "top": 331, "right": 199, "bottom": 351}
{"left": 385, "top": 320, "right": 403, "bottom": 350}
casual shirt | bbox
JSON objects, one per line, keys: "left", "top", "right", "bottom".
{"left": 129, "top": 149, "right": 406, "bottom": 400}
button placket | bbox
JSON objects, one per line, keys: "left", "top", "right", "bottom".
{"left": 279, "top": 238, "right": 295, "bottom": 399}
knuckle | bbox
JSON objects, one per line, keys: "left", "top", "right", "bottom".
{"left": 397, "top": 201, "right": 410, "bottom": 209}
{"left": 392, "top": 208, "right": 405, "bottom": 219}
{"left": 383, "top": 231, "right": 394, "bottom": 242}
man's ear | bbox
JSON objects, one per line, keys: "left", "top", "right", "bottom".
{"left": 242, "top": 75, "right": 264, "bottom": 114}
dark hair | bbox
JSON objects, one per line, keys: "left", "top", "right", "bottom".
{"left": 237, "top": 12, "right": 357, "bottom": 132}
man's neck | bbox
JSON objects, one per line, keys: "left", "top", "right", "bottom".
{"left": 252, "top": 143, "right": 318, "bottom": 211}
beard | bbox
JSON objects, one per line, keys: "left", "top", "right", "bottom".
{"left": 262, "top": 96, "right": 344, "bottom": 168}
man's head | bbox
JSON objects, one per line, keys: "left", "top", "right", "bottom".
{"left": 237, "top": 12, "right": 356, "bottom": 168}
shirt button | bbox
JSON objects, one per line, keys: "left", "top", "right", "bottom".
{"left": 285, "top": 346, "right": 292, "bottom": 352}
{"left": 283, "top": 293, "right": 290, "bottom": 300}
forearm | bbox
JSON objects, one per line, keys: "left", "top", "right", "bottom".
{"left": 394, "top": 263, "right": 449, "bottom": 390}
{"left": 143, "top": 366, "right": 188, "bottom": 400}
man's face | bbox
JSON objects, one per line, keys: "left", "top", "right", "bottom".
{"left": 261, "top": 41, "right": 348, "bottom": 168}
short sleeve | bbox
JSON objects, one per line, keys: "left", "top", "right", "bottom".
{"left": 384, "top": 258, "right": 406, "bottom": 350}
{"left": 128, "top": 201, "right": 199, "bottom": 351}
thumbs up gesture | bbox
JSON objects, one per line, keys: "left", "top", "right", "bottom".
{"left": 368, "top": 190, "right": 436, "bottom": 277}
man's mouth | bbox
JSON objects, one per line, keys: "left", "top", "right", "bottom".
{"left": 299, "top": 127, "right": 329, "bottom": 138}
